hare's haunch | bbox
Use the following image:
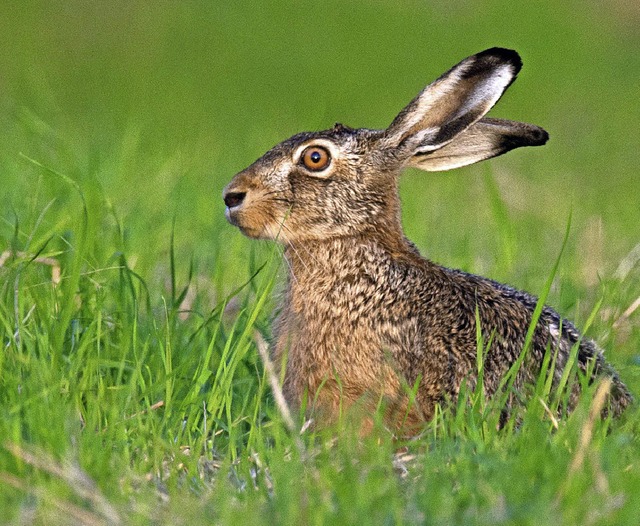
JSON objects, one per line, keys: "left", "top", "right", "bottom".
{"left": 223, "top": 48, "right": 631, "bottom": 430}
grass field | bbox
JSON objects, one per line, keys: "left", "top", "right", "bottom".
{"left": 1, "top": 1, "right": 639, "bottom": 524}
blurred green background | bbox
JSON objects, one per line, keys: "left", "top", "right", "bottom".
{"left": 1, "top": 2, "right": 639, "bottom": 522}
{"left": 1, "top": 0, "right": 638, "bottom": 333}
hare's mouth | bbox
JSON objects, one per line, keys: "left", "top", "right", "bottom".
{"left": 224, "top": 204, "right": 240, "bottom": 225}
{"left": 226, "top": 214, "right": 258, "bottom": 238}
{"left": 225, "top": 207, "right": 255, "bottom": 236}
{"left": 225, "top": 205, "right": 277, "bottom": 240}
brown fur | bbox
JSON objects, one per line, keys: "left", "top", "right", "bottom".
{"left": 223, "top": 48, "right": 632, "bottom": 431}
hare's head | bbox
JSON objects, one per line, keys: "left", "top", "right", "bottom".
{"left": 223, "top": 48, "right": 548, "bottom": 243}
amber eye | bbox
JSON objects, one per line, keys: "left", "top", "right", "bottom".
{"left": 301, "top": 146, "right": 331, "bottom": 171}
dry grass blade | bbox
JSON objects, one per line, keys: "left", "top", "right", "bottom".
{"left": 254, "top": 332, "right": 306, "bottom": 454}
{"left": 4, "top": 442, "right": 122, "bottom": 525}
{"left": 538, "top": 397, "right": 559, "bottom": 431}
{"left": 126, "top": 400, "right": 165, "bottom": 420}
{"left": 0, "top": 250, "right": 62, "bottom": 285}
{"left": 567, "top": 378, "right": 612, "bottom": 477}
{"left": 0, "top": 471, "right": 109, "bottom": 526}
{"left": 614, "top": 242, "right": 640, "bottom": 281}
{"left": 613, "top": 296, "right": 640, "bottom": 329}
{"left": 556, "top": 378, "right": 612, "bottom": 502}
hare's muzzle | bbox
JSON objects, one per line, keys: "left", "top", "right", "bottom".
{"left": 223, "top": 189, "right": 245, "bottom": 225}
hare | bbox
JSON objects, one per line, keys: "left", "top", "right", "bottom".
{"left": 223, "top": 48, "right": 631, "bottom": 431}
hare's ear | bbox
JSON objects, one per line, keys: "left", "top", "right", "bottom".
{"left": 382, "top": 48, "right": 528, "bottom": 161}
{"left": 409, "top": 117, "right": 549, "bottom": 171}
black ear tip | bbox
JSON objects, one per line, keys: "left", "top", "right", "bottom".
{"left": 530, "top": 126, "right": 549, "bottom": 145}
{"left": 499, "top": 124, "right": 549, "bottom": 151}
{"left": 477, "top": 47, "right": 523, "bottom": 72}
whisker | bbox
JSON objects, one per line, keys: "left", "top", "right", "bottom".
{"left": 281, "top": 223, "right": 321, "bottom": 268}
{"left": 263, "top": 190, "right": 291, "bottom": 204}
{"left": 264, "top": 220, "right": 298, "bottom": 285}
{"left": 284, "top": 240, "right": 307, "bottom": 278}
{"left": 268, "top": 211, "right": 314, "bottom": 276}
{"left": 261, "top": 202, "right": 320, "bottom": 280}
{"left": 281, "top": 244, "right": 298, "bottom": 285}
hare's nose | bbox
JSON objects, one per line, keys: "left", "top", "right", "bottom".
{"left": 224, "top": 191, "right": 246, "bottom": 209}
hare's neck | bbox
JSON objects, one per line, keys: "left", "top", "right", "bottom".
{"left": 283, "top": 234, "right": 420, "bottom": 286}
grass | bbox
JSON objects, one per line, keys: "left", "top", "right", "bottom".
{"left": 1, "top": 1, "right": 639, "bottom": 524}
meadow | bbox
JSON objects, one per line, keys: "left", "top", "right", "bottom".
{"left": 0, "top": 1, "right": 639, "bottom": 524}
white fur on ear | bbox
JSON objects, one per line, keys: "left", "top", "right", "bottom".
{"left": 383, "top": 48, "right": 524, "bottom": 156}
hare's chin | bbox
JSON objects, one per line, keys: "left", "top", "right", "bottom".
{"left": 235, "top": 223, "right": 274, "bottom": 240}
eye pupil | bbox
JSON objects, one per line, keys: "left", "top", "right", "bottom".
{"left": 310, "top": 151, "right": 321, "bottom": 163}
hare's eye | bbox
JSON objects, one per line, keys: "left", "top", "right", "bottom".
{"left": 301, "top": 146, "right": 331, "bottom": 171}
